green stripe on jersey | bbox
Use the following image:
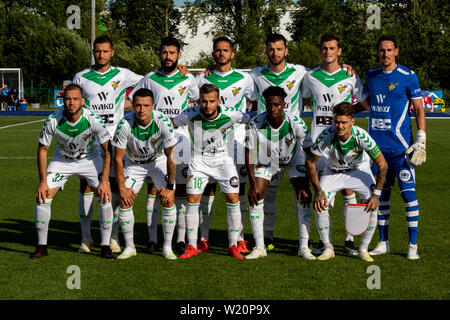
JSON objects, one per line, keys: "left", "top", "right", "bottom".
{"left": 310, "top": 69, "right": 351, "bottom": 88}
{"left": 260, "top": 65, "right": 296, "bottom": 86}
{"left": 82, "top": 68, "right": 121, "bottom": 86}
{"left": 205, "top": 71, "right": 245, "bottom": 90}
{"left": 131, "top": 119, "right": 160, "bottom": 142}
{"left": 56, "top": 115, "right": 91, "bottom": 138}
{"left": 332, "top": 135, "right": 357, "bottom": 156}
{"left": 149, "top": 71, "right": 189, "bottom": 90}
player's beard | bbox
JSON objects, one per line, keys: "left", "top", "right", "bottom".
{"left": 215, "top": 56, "right": 232, "bottom": 67}
{"left": 268, "top": 55, "right": 285, "bottom": 67}
{"left": 160, "top": 58, "right": 178, "bottom": 73}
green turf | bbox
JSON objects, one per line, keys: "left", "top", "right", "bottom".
{"left": 0, "top": 116, "right": 448, "bottom": 300}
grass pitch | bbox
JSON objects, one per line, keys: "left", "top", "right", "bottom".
{"left": 0, "top": 116, "right": 448, "bottom": 301}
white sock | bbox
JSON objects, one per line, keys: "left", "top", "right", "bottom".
{"left": 199, "top": 195, "right": 214, "bottom": 240}
{"left": 146, "top": 195, "right": 160, "bottom": 243}
{"left": 315, "top": 209, "right": 332, "bottom": 246}
{"left": 78, "top": 192, "right": 93, "bottom": 240}
{"left": 98, "top": 198, "right": 113, "bottom": 246}
{"left": 186, "top": 202, "right": 200, "bottom": 248}
{"left": 226, "top": 202, "right": 241, "bottom": 248}
{"left": 249, "top": 200, "right": 265, "bottom": 248}
{"left": 296, "top": 201, "right": 312, "bottom": 249}
{"left": 175, "top": 197, "right": 186, "bottom": 243}
{"left": 162, "top": 205, "right": 177, "bottom": 251}
{"left": 360, "top": 209, "right": 378, "bottom": 251}
{"left": 35, "top": 199, "right": 52, "bottom": 245}
{"left": 111, "top": 192, "right": 121, "bottom": 242}
{"left": 119, "top": 207, "right": 135, "bottom": 249}
{"left": 239, "top": 194, "right": 248, "bottom": 241}
{"left": 263, "top": 186, "right": 278, "bottom": 239}
{"left": 343, "top": 193, "right": 357, "bottom": 242}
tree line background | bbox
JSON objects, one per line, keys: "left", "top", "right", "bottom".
{"left": 0, "top": 0, "right": 448, "bottom": 91}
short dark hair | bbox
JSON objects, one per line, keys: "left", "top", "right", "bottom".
{"left": 213, "top": 36, "right": 234, "bottom": 51}
{"left": 94, "top": 35, "right": 113, "bottom": 49}
{"left": 199, "top": 83, "right": 220, "bottom": 98}
{"left": 377, "top": 35, "right": 397, "bottom": 49}
{"left": 160, "top": 36, "right": 181, "bottom": 52}
{"left": 333, "top": 102, "right": 354, "bottom": 117}
{"left": 262, "top": 86, "right": 287, "bottom": 100}
{"left": 63, "top": 84, "right": 83, "bottom": 98}
{"left": 320, "top": 33, "right": 341, "bottom": 48}
{"left": 132, "top": 88, "right": 154, "bottom": 103}
{"left": 266, "top": 33, "right": 287, "bottom": 47}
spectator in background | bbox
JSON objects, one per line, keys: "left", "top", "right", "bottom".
{"left": 1, "top": 84, "right": 10, "bottom": 110}
{"left": 8, "top": 87, "right": 19, "bottom": 111}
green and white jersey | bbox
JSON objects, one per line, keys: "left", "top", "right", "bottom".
{"left": 129, "top": 70, "right": 199, "bottom": 119}
{"left": 311, "top": 125, "right": 381, "bottom": 171}
{"left": 302, "top": 67, "right": 368, "bottom": 141}
{"left": 249, "top": 63, "right": 308, "bottom": 117}
{"left": 245, "top": 112, "right": 313, "bottom": 168}
{"left": 112, "top": 110, "right": 177, "bottom": 164}
{"left": 196, "top": 69, "right": 256, "bottom": 112}
{"left": 72, "top": 66, "right": 143, "bottom": 136}
{"left": 38, "top": 108, "right": 110, "bottom": 161}
{"left": 173, "top": 105, "right": 250, "bottom": 164}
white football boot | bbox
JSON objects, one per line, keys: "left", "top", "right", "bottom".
{"left": 317, "top": 244, "right": 335, "bottom": 261}
{"left": 162, "top": 248, "right": 177, "bottom": 260}
{"left": 369, "top": 240, "right": 390, "bottom": 256}
{"left": 110, "top": 237, "right": 122, "bottom": 253}
{"left": 359, "top": 248, "right": 374, "bottom": 262}
{"left": 406, "top": 244, "right": 420, "bottom": 260}
{"left": 245, "top": 247, "right": 267, "bottom": 260}
{"left": 78, "top": 237, "right": 93, "bottom": 253}
{"left": 117, "top": 247, "right": 137, "bottom": 260}
{"left": 298, "top": 247, "right": 316, "bottom": 260}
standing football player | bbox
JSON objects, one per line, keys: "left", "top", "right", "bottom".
{"left": 301, "top": 33, "right": 371, "bottom": 258}
{"left": 172, "top": 83, "right": 251, "bottom": 259}
{"left": 195, "top": 36, "right": 256, "bottom": 254}
{"left": 245, "top": 86, "right": 313, "bottom": 259}
{"left": 129, "top": 36, "right": 199, "bottom": 254}
{"left": 365, "top": 35, "right": 426, "bottom": 259}
{"left": 72, "top": 35, "right": 143, "bottom": 254}
{"left": 30, "top": 84, "right": 114, "bottom": 259}
{"left": 113, "top": 88, "right": 177, "bottom": 260}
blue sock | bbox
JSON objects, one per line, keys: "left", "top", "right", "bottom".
{"left": 377, "top": 188, "right": 391, "bottom": 242}
{"left": 401, "top": 189, "right": 419, "bottom": 245}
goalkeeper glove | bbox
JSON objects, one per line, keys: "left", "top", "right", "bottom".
{"left": 405, "top": 130, "right": 426, "bottom": 166}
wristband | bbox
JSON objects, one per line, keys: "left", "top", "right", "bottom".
{"left": 373, "top": 189, "right": 382, "bottom": 196}
{"left": 167, "top": 183, "right": 174, "bottom": 190}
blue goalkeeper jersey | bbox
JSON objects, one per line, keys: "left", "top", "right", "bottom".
{"left": 366, "top": 64, "right": 422, "bottom": 154}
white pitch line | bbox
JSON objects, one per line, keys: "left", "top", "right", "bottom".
{"left": 0, "top": 119, "right": 45, "bottom": 130}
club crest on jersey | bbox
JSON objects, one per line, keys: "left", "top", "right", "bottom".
{"left": 221, "top": 128, "right": 227, "bottom": 135}
{"left": 186, "top": 175, "right": 193, "bottom": 183}
{"left": 83, "top": 134, "right": 90, "bottom": 141}
{"left": 388, "top": 82, "right": 399, "bottom": 91}
{"left": 178, "top": 86, "right": 186, "bottom": 96}
{"left": 285, "top": 138, "right": 294, "bottom": 147}
{"left": 286, "top": 80, "right": 296, "bottom": 91}
{"left": 338, "top": 84, "right": 348, "bottom": 94}
{"left": 229, "top": 176, "right": 239, "bottom": 188}
{"left": 111, "top": 80, "right": 121, "bottom": 90}
{"left": 232, "top": 86, "right": 242, "bottom": 96}
{"left": 151, "top": 139, "right": 158, "bottom": 145}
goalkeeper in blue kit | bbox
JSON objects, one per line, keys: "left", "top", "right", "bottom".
{"left": 363, "top": 35, "right": 426, "bottom": 259}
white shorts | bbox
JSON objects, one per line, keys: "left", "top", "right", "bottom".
{"left": 47, "top": 157, "right": 103, "bottom": 189}
{"left": 320, "top": 166, "right": 376, "bottom": 209}
{"left": 255, "top": 150, "right": 306, "bottom": 182}
{"left": 124, "top": 158, "right": 168, "bottom": 193}
{"left": 186, "top": 160, "right": 239, "bottom": 195}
